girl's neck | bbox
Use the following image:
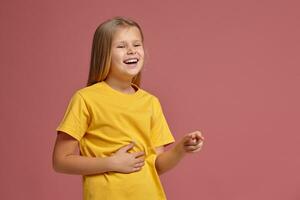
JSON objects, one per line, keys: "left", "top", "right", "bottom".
{"left": 104, "top": 77, "right": 136, "bottom": 94}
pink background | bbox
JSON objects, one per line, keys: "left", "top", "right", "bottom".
{"left": 1, "top": 0, "right": 300, "bottom": 199}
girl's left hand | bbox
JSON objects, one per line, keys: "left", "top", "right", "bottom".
{"left": 177, "top": 130, "right": 205, "bottom": 154}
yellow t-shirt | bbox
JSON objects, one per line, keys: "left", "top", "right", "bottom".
{"left": 56, "top": 81, "right": 175, "bottom": 200}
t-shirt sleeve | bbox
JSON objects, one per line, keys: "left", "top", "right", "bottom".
{"left": 150, "top": 97, "right": 175, "bottom": 147}
{"left": 56, "top": 91, "right": 90, "bottom": 141}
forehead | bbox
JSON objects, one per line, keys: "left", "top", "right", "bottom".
{"left": 112, "top": 26, "right": 142, "bottom": 43}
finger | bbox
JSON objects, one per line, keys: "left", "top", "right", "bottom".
{"left": 191, "top": 143, "right": 204, "bottom": 152}
{"left": 193, "top": 141, "right": 204, "bottom": 149}
{"left": 135, "top": 157, "right": 145, "bottom": 163}
{"left": 185, "top": 143, "right": 203, "bottom": 152}
{"left": 191, "top": 145, "right": 202, "bottom": 151}
{"left": 119, "top": 142, "right": 135, "bottom": 153}
{"left": 192, "top": 139, "right": 204, "bottom": 146}
{"left": 184, "top": 145, "right": 196, "bottom": 151}
{"left": 132, "top": 167, "right": 142, "bottom": 172}
{"left": 132, "top": 151, "right": 145, "bottom": 158}
{"left": 190, "top": 130, "right": 203, "bottom": 139}
{"left": 183, "top": 135, "right": 194, "bottom": 145}
{"left": 191, "top": 147, "right": 202, "bottom": 153}
{"left": 184, "top": 138, "right": 198, "bottom": 146}
{"left": 134, "top": 162, "right": 145, "bottom": 168}
{"left": 194, "top": 132, "right": 204, "bottom": 141}
{"left": 186, "top": 140, "right": 204, "bottom": 148}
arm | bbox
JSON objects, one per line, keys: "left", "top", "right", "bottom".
{"left": 154, "top": 145, "right": 185, "bottom": 175}
{"left": 155, "top": 131, "right": 204, "bottom": 175}
{"left": 52, "top": 131, "right": 145, "bottom": 175}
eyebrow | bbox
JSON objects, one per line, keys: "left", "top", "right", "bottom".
{"left": 114, "top": 40, "right": 142, "bottom": 45}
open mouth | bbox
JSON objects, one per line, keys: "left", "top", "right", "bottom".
{"left": 123, "top": 58, "right": 139, "bottom": 66}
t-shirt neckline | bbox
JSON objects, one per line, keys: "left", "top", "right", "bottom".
{"left": 98, "top": 81, "right": 143, "bottom": 98}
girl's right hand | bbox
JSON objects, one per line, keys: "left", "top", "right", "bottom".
{"left": 110, "top": 142, "right": 145, "bottom": 173}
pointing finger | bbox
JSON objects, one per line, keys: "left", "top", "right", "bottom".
{"left": 117, "top": 142, "right": 135, "bottom": 153}
{"left": 132, "top": 151, "right": 145, "bottom": 158}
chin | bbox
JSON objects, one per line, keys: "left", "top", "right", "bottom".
{"left": 126, "top": 66, "right": 142, "bottom": 74}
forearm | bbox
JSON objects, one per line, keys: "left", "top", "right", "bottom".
{"left": 155, "top": 145, "right": 186, "bottom": 175}
{"left": 53, "top": 154, "right": 115, "bottom": 176}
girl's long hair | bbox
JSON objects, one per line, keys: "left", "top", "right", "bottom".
{"left": 87, "top": 16, "right": 144, "bottom": 87}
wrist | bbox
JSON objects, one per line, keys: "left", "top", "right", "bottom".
{"left": 106, "top": 155, "right": 118, "bottom": 172}
{"left": 174, "top": 143, "right": 186, "bottom": 157}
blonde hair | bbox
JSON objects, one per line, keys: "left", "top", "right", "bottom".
{"left": 87, "top": 16, "right": 144, "bottom": 87}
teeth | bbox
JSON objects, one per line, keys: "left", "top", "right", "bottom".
{"left": 124, "top": 58, "right": 138, "bottom": 64}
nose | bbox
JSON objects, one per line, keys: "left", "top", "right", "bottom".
{"left": 127, "top": 45, "right": 136, "bottom": 54}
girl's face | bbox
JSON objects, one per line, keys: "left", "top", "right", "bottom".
{"left": 109, "top": 26, "right": 145, "bottom": 81}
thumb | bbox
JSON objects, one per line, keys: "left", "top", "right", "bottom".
{"left": 118, "top": 142, "right": 135, "bottom": 153}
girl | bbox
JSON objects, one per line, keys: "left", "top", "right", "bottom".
{"left": 52, "top": 16, "right": 204, "bottom": 200}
